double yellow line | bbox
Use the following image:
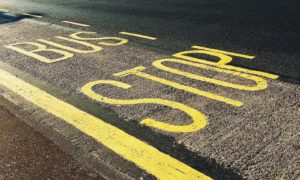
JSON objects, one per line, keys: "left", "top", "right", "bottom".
{"left": 0, "top": 68, "right": 211, "bottom": 180}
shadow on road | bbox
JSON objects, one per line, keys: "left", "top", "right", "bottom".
{"left": 0, "top": 12, "right": 24, "bottom": 24}
{"left": 0, "top": 12, "right": 45, "bottom": 24}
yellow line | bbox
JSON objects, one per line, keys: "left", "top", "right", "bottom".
{"left": 192, "top": 45, "right": 255, "bottom": 59}
{"left": 119, "top": 32, "right": 157, "bottom": 40}
{"left": 0, "top": 8, "right": 9, "bottom": 12}
{"left": 114, "top": 66, "right": 243, "bottom": 107}
{"left": 0, "top": 68, "right": 211, "bottom": 180}
{"left": 62, "top": 20, "right": 90, "bottom": 27}
{"left": 22, "top": 13, "right": 43, "bottom": 18}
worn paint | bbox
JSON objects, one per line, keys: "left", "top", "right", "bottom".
{"left": 119, "top": 31, "right": 157, "bottom": 40}
{"left": 62, "top": 20, "right": 90, "bottom": 27}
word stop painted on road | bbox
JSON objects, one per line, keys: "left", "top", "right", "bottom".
{"left": 4, "top": 31, "right": 279, "bottom": 133}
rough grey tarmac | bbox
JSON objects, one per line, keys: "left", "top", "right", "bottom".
{"left": 0, "top": 1, "right": 299, "bottom": 179}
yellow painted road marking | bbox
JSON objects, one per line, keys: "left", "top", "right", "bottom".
{"left": 81, "top": 80, "right": 207, "bottom": 133}
{"left": 5, "top": 42, "right": 74, "bottom": 63}
{"left": 114, "top": 66, "right": 243, "bottom": 107}
{"left": 174, "top": 49, "right": 279, "bottom": 79}
{"left": 38, "top": 36, "right": 102, "bottom": 54}
{"left": 152, "top": 58, "right": 268, "bottom": 91}
{"left": 0, "top": 8, "right": 9, "bottom": 12}
{"left": 62, "top": 20, "right": 90, "bottom": 27}
{"left": 22, "top": 13, "right": 43, "bottom": 18}
{"left": 0, "top": 68, "right": 211, "bottom": 180}
{"left": 70, "top": 32, "right": 129, "bottom": 46}
{"left": 192, "top": 45, "right": 255, "bottom": 59}
{"left": 119, "top": 31, "right": 157, "bottom": 40}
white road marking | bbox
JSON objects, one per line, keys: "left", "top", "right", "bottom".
{"left": 62, "top": 20, "right": 90, "bottom": 27}
{"left": 22, "top": 13, "right": 43, "bottom": 18}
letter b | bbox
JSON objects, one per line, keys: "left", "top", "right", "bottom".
{"left": 5, "top": 42, "right": 73, "bottom": 63}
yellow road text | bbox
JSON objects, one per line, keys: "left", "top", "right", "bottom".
{"left": 0, "top": 68, "right": 211, "bottom": 180}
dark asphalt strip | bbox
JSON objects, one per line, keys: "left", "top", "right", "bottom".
{"left": 0, "top": 97, "right": 103, "bottom": 180}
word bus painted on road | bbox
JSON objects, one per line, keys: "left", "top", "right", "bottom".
{"left": 4, "top": 31, "right": 279, "bottom": 133}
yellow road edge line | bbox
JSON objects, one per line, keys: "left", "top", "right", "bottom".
{"left": 62, "top": 20, "right": 90, "bottom": 27}
{"left": 192, "top": 45, "right": 255, "bottom": 59}
{"left": 22, "top": 13, "right": 43, "bottom": 18}
{"left": 119, "top": 31, "right": 157, "bottom": 40}
{"left": 0, "top": 68, "right": 211, "bottom": 180}
{"left": 0, "top": 8, "right": 9, "bottom": 12}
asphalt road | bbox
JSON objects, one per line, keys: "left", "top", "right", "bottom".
{"left": 0, "top": 0, "right": 299, "bottom": 179}
{"left": 1, "top": 0, "right": 300, "bottom": 80}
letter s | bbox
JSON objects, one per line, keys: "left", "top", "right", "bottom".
{"left": 81, "top": 80, "right": 207, "bottom": 133}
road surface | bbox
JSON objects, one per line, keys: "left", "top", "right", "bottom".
{"left": 0, "top": 96, "right": 103, "bottom": 180}
{"left": 0, "top": 0, "right": 299, "bottom": 179}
